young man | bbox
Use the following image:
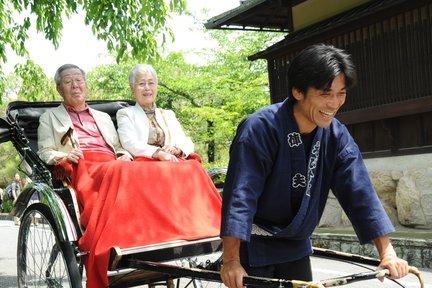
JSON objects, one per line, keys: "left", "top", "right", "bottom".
{"left": 220, "top": 44, "right": 409, "bottom": 288}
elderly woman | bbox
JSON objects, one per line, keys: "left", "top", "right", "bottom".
{"left": 117, "top": 64, "right": 194, "bottom": 162}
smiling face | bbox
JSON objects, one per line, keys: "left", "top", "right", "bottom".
{"left": 57, "top": 68, "right": 87, "bottom": 110}
{"left": 292, "top": 74, "right": 347, "bottom": 133}
{"left": 131, "top": 71, "right": 158, "bottom": 108}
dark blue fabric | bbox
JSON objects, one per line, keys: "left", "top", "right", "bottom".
{"left": 221, "top": 99, "right": 394, "bottom": 266}
{"left": 6, "top": 182, "right": 20, "bottom": 200}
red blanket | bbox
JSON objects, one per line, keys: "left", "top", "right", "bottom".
{"left": 71, "top": 152, "right": 222, "bottom": 287}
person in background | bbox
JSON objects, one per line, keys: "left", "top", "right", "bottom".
{"left": 24, "top": 176, "right": 40, "bottom": 225}
{"left": 220, "top": 44, "right": 409, "bottom": 288}
{"left": 117, "top": 64, "right": 194, "bottom": 162}
{"left": 10, "top": 173, "right": 21, "bottom": 201}
{"left": 0, "top": 187, "right": 3, "bottom": 212}
{"left": 9, "top": 173, "right": 22, "bottom": 225}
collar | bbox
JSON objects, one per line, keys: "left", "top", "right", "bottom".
{"left": 63, "top": 102, "right": 90, "bottom": 113}
{"left": 141, "top": 102, "right": 157, "bottom": 115}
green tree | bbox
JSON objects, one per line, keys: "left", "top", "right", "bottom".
{"left": 0, "top": 61, "right": 58, "bottom": 104}
{"left": 1, "top": 12, "right": 281, "bottom": 170}
{"left": 0, "top": 0, "right": 187, "bottom": 102}
{"left": 155, "top": 30, "right": 277, "bottom": 165}
{"left": 86, "top": 62, "right": 134, "bottom": 100}
{"left": 14, "top": 60, "right": 58, "bottom": 101}
{"left": 0, "top": 140, "right": 29, "bottom": 212}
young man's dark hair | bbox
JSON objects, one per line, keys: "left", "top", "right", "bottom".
{"left": 288, "top": 44, "right": 357, "bottom": 101}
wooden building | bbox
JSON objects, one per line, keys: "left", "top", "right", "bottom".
{"left": 206, "top": 0, "right": 432, "bottom": 158}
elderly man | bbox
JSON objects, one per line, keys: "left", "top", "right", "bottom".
{"left": 37, "top": 64, "right": 131, "bottom": 165}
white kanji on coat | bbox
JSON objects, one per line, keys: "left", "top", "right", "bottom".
{"left": 287, "top": 132, "right": 302, "bottom": 147}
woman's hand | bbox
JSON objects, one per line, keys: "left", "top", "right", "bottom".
{"left": 162, "top": 145, "right": 182, "bottom": 156}
{"left": 153, "top": 149, "right": 179, "bottom": 162}
{"left": 65, "top": 148, "right": 84, "bottom": 164}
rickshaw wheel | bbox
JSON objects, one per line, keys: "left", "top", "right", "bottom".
{"left": 17, "top": 203, "right": 83, "bottom": 288}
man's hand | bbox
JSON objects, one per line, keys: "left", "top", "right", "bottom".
{"left": 373, "top": 235, "right": 409, "bottom": 279}
{"left": 117, "top": 154, "right": 132, "bottom": 161}
{"left": 65, "top": 148, "right": 84, "bottom": 164}
{"left": 221, "top": 259, "right": 247, "bottom": 288}
{"left": 221, "top": 237, "right": 246, "bottom": 288}
{"left": 378, "top": 253, "right": 409, "bottom": 279}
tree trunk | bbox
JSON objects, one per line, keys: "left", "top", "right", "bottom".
{"left": 207, "top": 120, "right": 215, "bottom": 163}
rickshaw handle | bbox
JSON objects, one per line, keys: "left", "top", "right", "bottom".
{"left": 290, "top": 266, "right": 424, "bottom": 288}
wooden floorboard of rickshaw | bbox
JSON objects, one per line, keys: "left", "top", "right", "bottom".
{"left": 109, "top": 237, "right": 222, "bottom": 271}
{"left": 108, "top": 269, "right": 171, "bottom": 288}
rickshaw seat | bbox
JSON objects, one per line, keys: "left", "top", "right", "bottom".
{"left": 7, "top": 100, "right": 135, "bottom": 153}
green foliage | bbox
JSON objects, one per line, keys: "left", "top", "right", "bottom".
{"left": 1, "top": 196, "right": 13, "bottom": 213}
{"left": 14, "top": 60, "right": 58, "bottom": 101}
{"left": 0, "top": 0, "right": 187, "bottom": 101}
{"left": 83, "top": 0, "right": 185, "bottom": 62}
{"left": 152, "top": 31, "right": 277, "bottom": 165}
{"left": 1, "top": 74, "right": 20, "bottom": 107}
{"left": 85, "top": 30, "right": 278, "bottom": 166}
{"left": 0, "top": 141, "right": 22, "bottom": 187}
{"left": 86, "top": 63, "right": 134, "bottom": 100}
{"left": 0, "top": 8, "right": 281, "bottom": 170}
{"left": 0, "top": 61, "right": 58, "bottom": 104}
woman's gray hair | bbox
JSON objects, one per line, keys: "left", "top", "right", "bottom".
{"left": 128, "top": 64, "right": 158, "bottom": 86}
{"left": 54, "top": 64, "right": 86, "bottom": 85}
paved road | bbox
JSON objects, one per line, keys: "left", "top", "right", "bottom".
{"left": 1, "top": 219, "right": 431, "bottom": 287}
{"left": 0, "top": 220, "right": 20, "bottom": 288}
{"left": 311, "top": 256, "right": 432, "bottom": 288}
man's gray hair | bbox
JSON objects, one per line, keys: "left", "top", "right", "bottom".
{"left": 54, "top": 64, "right": 86, "bottom": 85}
{"left": 128, "top": 64, "right": 158, "bottom": 86}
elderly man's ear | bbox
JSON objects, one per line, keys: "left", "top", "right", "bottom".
{"left": 56, "top": 85, "right": 63, "bottom": 96}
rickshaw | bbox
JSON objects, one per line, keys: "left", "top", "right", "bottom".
{"left": 0, "top": 100, "right": 425, "bottom": 288}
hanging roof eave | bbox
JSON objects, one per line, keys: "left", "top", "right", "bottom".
{"left": 204, "top": 0, "right": 302, "bottom": 33}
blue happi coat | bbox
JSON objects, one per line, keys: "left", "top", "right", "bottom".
{"left": 221, "top": 99, "right": 394, "bottom": 266}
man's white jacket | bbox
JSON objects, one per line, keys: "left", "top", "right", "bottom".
{"left": 37, "top": 104, "right": 131, "bottom": 165}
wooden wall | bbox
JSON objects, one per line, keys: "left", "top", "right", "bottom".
{"left": 265, "top": 0, "right": 432, "bottom": 157}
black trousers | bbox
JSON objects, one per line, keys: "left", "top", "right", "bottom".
{"left": 242, "top": 255, "right": 313, "bottom": 282}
